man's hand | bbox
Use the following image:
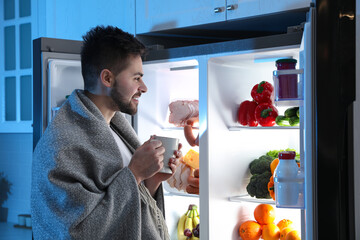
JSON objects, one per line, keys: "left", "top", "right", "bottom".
{"left": 145, "top": 142, "right": 183, "bottom": 196}
{"left": 128, "top": 136, "right": 166, "bottom": 184}
{"left": 186, "top": 168, "right": 199, "bottom": 195}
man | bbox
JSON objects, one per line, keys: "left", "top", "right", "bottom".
{"left": 31, "top": 26, "right": 181, "bottom": 240}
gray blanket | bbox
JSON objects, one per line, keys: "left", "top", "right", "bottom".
{"left": 31, "top": 90, "right": 170, "bottom": 240}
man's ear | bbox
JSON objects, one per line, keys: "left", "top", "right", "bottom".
{"left": 100, "top": 69, "right": 114, "bottom": 88}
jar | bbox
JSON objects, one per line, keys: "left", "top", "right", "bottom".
{"left": 274, "top": 151, "right": 299, "bottom": 207}
{"left": 275, "top": 58, "right": 298, "bottom": 99}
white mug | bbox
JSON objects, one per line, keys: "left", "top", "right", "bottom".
{"left": 152, "top": 136, "right": 179, "bottom": 174}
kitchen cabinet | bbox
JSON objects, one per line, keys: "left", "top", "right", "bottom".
{"left": 226, "top": 0, "right": 312, "bottom": 21}
{"left": 136, "top": 0, "right": 225, "bottom": 34}
{"left": 136, "top": 0, "right": 312, "bottom": 34}
{"left": 38, "top": 0, "right": 136, "bottom": 39}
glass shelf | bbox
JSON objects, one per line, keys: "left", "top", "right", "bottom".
{"left": 228, "top": 126, "right": 299, "bottom": 131}
{"left": 228, "top": 194, "right": 275, "bottom": 205}
{"left": 164, "top": 191, "right": 199, "bottom": 198}
{"left": 162, "top": 126, "right": 199, "bottom": 131}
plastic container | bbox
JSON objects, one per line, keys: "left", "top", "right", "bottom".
{"left": 275, "top": 58, "right": 298, "bottom": 99}
{"left": 274, "top": 151, "right": 300, "bottom": 207}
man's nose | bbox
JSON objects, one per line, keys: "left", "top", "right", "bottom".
{"left": 140, "top": 81, "right": 147, "bottom": 93}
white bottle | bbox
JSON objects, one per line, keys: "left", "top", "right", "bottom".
{"left": 274, "top": 151, "right": 299, "bottom": 207}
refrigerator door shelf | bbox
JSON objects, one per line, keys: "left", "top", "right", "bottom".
{"left": 273, "top": 68, "right": 304, "bottom": 107}
{"left": 274, "top": 172, "right": 305, "bottom": 209}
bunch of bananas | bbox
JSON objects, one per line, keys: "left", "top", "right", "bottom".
{"left": 177, "top": 204, "right": 200, "bottom": 240}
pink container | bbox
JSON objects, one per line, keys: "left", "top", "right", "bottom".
{"left": 276, "top": 59, "right": 298, "bottom": 99}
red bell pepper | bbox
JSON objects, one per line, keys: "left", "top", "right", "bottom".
{"left": 254, "top": 103, "right": 278, "bottom": 127}
{"left": 251, "top": 81, "right": 274, "bottom": 104}
{"left": 237, "top": 100, "right": 258, "bottom": 127}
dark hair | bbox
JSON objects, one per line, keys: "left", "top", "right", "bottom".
{"left": 81, "top": 26, "right": 146, "bottom": 91}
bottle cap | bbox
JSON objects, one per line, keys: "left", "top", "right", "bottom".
{"left": 279, "top": 151, "right": 296, "bottom": 160}
{"left": 275, "top": 58, "right": 297, "bottom": 64}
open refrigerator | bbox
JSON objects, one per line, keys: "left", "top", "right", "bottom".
{"left": 136, "top": 12, "right": 312, "bottom": 239}
{"left": 33, "top": 4, "right": 358, "bottom": 240}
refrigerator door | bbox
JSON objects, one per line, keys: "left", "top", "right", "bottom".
{"left": 299, "top": 7, "right": 315, "bottom": 240}
{"left": 33, "top": 38, "right": 83, "bottom": 148}
{"left": 315, "top": 0, "right": 356, "bottom": 239}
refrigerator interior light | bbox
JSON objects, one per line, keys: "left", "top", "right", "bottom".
{"left": 253, "top": 56, "right": 294, "bottom": 63}
{"left": 169, "top": 65, "right": 198, "bottom": 71}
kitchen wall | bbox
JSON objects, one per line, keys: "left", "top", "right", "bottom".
{"left": 0, "top": 134, "right": 32, "bottom": 223}
{"left": 1, "top": 0, "right": 135, "bottom": 223}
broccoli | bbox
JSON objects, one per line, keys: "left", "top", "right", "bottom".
{"left": 246, "top": 171, "right": 272, "bottom": 199}
{"left": 249, "top": 155, "right": 274, "bottom": 175}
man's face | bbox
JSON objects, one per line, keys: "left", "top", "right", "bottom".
{"left": 110, "top": 55, "right": 147, "bottom": 115}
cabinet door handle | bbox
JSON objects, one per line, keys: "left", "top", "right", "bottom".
{"left": 226, "top": 5, "right": 235, "bottom": 10}
{"left": 214, "top": 7, "right": 224, "bottom": 13}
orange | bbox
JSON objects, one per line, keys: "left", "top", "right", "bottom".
{"left": 277, "top": 219, "right": 293, "bottom": 230}
{"left": 238, "top": 220, "right": 262, "bottom": 240}
{"left": 270, "top": 158, "right": 279, "bottom": 174}
{"left": 280, "top": 227, "right": 294, "bottom": 240}
{"left": 254, "top": 204, "right": 276, "bottom": 225}
{"left": 262, "top": 223, "right": 280, "bottom": 240}
{"left": 285, "top": 230, "right": 301, "bottom": 240}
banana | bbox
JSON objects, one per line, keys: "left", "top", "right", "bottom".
{"left": 192, "top": 214, "right": 200, "bottom": 229}
{"left": 177, "top": 211, "right": 188, "bottom": 240}
{"left": 184, "top": 210, "right": 193, "bottom": 232}
{"left": 192, "top": 208, "right": 200, "bottom": 229}
{"left": 195, "top": 208, "right": 200, "bottom": 218}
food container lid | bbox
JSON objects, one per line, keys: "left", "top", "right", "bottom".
{"left": 275, "top": 58, "right": 297, "bottom": 65}
{"left": 279, "top": 151, "right": 296, "bottom": 160}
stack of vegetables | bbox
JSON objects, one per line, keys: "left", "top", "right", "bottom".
{"left": 246, "top": 154, "right": 274, "bottom": 199}
{"left": 237, "top": 81, "right": 279, "bottom": 127}
{"left": 275, "top": 107, "right": 300, "bottom": 127}
{"left": 246, "top": 149, "right": 300, "bottom": 200}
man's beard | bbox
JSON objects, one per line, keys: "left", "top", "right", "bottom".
{"left": 110, "top": 87, "right": 138, "bottom": 115}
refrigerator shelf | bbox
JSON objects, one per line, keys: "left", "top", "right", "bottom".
{"left": 164, "top": 191, "right": 199, "bottom": 198}
{"left": 228, "top": 194, "right": 275, "bottom": 205}
{"left": 228, "top": 126, "right": 299, "bottom": 131}
{"left": 162, "top": 126, "right": 199, "bottom": 131}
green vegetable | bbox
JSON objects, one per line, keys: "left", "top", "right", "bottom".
{"left": 249, "top": 155, "right": 274, "bottom": 175}
{"left": 296, "top": 108, "right": 300, "bottom": 117}
{"left": 246, "top": 171, "right": 272, "bottom": 199}
{"left": 289, "top": 116, "right": 300, "bottom": 126}
{"left": 275, "top": 115, "right": 290, "bottom": 126}
{"left": 266, "top": 148, "right": 300, "bottom": 161}
{"left": 284, "top": 107, "right": 299, "bottom": 118}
